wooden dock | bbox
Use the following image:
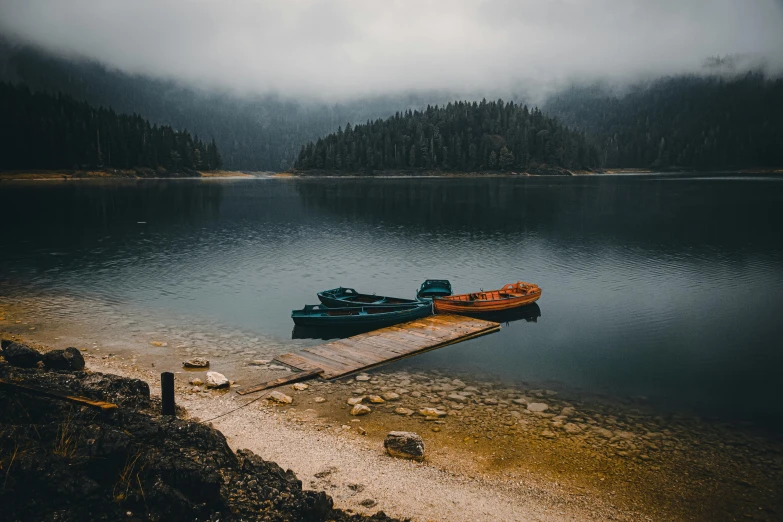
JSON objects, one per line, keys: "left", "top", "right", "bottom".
{"left": 275, "top": 314, "right": 500, "bottom": 379}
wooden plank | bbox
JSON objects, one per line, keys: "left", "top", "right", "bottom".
{"left": 275, "top": 353, "right": 330, "bottom": 373}
{"left": 237, "top": 368, "right": 324, "bottom": 396}
{"left": 276, "top": 314, "right": 502, "bottom": 379}
{"left": 0, "top": 378, "right": 118, "bottom": 411}
{"left": 302, "top": 345, "right": 372, "bottom": 368}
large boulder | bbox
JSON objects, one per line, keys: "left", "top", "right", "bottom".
{"left": 2, "top": 341, "right": 43, "bottom": 368}
{"left": 384, "top": 431, "right": 425, "bottom": 461}
{"left": 42, "top": 347, "right": 85, "bottom": 371}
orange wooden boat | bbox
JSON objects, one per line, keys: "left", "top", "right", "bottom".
{"left": 432, "top": 281, "right": 542, "bottom": 314}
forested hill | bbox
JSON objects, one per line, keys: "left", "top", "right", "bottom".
{"left": 545, "top": 73, "right": 783, "bottom": 169}
{"left": 0, "top": 82, "right": 222, "bottom": 172}
{"left": 295, "top": 101, "right": 600, "bottom": 173}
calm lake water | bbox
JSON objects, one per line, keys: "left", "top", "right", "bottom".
{"left": 2, "top": 175, "right": 783, "bottom": 432}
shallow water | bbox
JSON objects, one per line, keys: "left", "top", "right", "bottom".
{"left": 2, "top": 174, "right": 782, "bottom": 432}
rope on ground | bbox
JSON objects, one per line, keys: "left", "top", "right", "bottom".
{"left": 200, "top": 389, "right": 274, "bottom": 424}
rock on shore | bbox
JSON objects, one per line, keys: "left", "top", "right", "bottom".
{"left": 384, "top": 432, "right": 425, "bottom": 461}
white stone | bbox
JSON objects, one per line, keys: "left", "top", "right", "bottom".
{"left": 292, "top": 382, "right": 309, "bottom": 391}
{"left": 527, "top": 402, "right": 549, "bottom": 412}
{"left": 205, "top": 371, "right": 229, "bottom": 388}
{"left": 347, "top": 397, "right": 365, "bottom": 405}
{"left": 355, "top": 374, "right": 371, "bottom": 382}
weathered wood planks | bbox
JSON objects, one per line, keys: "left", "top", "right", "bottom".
{"left": 274, "top": 314, "right": 500, "bottom": 379}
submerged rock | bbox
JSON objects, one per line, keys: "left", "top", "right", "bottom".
{"left": 2, "top": 341, "right": 42, "bottom": 368}
{"left": 418, "top": 407, "right": 447, "bottom": 418}
{"left": 206, "top": 371, "right": 230, "bottom": 388}
{"left": 381, "top": 392, "right": 400, "bottom": 401}
{"left": 368, "top": 395, "right": 385, "bottom": 404}
{"left": 355, "top": 374, "right": 371, "bottom": 382}
{"left": 347, "top": 396, "right": 365, "bottom": 405}
{"left": 350, "top": 404, "right": 372, "bottom": 416}
{"left": 42, "top": 347, "right": 85, "bottom": 371}
{"left": 384, "top": 431, "right": 425, "bottom": 460}
{"left": 527, "top": 402, "right": 549, "bottom": 412}
{"left": 183, "top": 357, "right": 209, "bottom": 368}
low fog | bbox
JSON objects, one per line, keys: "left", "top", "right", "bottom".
{"left": 1, "top": 0, "right": 782, "bottom": 100}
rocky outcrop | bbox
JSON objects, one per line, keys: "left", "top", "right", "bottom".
{"left": 384, "top": 432, "right": 425, "bottom": 461}
{"left": 0, "top": 366, "right": 400, "bottom": 522}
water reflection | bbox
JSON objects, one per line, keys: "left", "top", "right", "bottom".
{"left": 3, "top": 176, "right": 783, "bottom": 432}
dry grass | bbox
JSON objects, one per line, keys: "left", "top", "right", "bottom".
{"left": 113, "top": 451, "right": 147, "bottom": 504}
{"left": 52, "top": 413, "right": 79, "bottom": 459}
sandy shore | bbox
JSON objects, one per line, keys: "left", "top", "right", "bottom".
{"left": 2, "top": 302, "right": 782, "bottom": 521}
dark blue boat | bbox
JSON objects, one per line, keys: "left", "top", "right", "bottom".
{"left": 291, "top": 301, "right": 432, "bottom": 328}
{"left": 416, "top": 279, "right": 453, "bottom": 299}
{"left": 317, "top": 287, "right": 420, "bottom": 308}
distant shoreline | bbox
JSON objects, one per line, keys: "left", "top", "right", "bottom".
{"left": 2, "top": 167, "right": 781, "bottom": 181}
{"left": 0, "top": 169, "right": 270, "bottom": 181}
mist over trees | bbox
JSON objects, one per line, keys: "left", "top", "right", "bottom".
{"left": 295, "top": 100, "right": 599, "bottom": 172}
{"left": 0, "top": 82, "right": 221, "bottom": 171}
{"left": 546, "top": 73, "right": 783, "bottom": 169}
{"left": 2, "top": 40, "right": 783, "bottom": 173}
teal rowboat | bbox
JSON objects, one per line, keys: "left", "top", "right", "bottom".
{"left": 291, "top": 301, "right": 432, "bottom": 328}
{"left": 317, "top": 287, "right": 420, "bottom": 308}
{"left": 416, "top": 279, "right": 453, "bottom": 299}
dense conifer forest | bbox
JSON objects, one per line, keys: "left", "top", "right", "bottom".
{"left": 294, "top": 101, "right": 600, "bottom": 172}
{"left": 545, "top": 73, "right": 783, "bottom": 169}
{"left": 0, "top": 82, "right": 222, "bottom": 172}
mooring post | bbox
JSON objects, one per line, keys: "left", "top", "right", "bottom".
{"left": 161, "top": 372, "right": 175, "bottom": 416}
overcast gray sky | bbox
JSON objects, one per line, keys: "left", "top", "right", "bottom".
{"left": 1, "top": 0, "right": 782, "bottom": 99}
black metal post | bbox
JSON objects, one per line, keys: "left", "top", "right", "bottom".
{"left": 161, "top": 372, "right": 175, "bottom": 416}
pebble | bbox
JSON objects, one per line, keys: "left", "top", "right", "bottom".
{"left": 355, "top": 374, "right": 371, "bottom": 382}
{"left": 394, "top": 407, "right": 414, "bottom": 416}
{"left": 314, "top": 397, "right": 327, "bottom": 403}
{"left": 347, "top": 397, "right": 365, "bottom": 405}
{"left": 292, "top": 383, "right": 309, "bottom": 391}
{"left": 268, "top": 364, "right": 289, "bottom": 371}
{"left": 352, "top": 388, "right": 367, "bottom": 394}
{"left": 410, "top": 391, "right": 422, "bottom": 398}
{"left": 381, "top": 392, "right": 400, "bottom": 401}
{"left": 541, "top": 430, "right": 557, "bottom": 438}
{"left": 483, "top": 398, "right": 499, "bottom": 405}
{"left": 189, "top": 378, "right": 204, "bottom": 386}
{"left": 368, "top": 395, "right": 385, "bottom": 404}
{"left": 564, "top": 423, "right": 583, "bottom": 434}
{"left": 268, "top": 391, "right": 293, "bottom": 404}
{"left": 350, "top": 404, "right": 371, "bottom": 416}
{"left": 447, "top": 393, "right": 467, "bottom": 403}
{"left": 527, "top": 402, "right": 549, "bottom": 412}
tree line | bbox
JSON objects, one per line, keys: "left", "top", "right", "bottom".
{"left": 295, "top": 100, "right": 600, "bottom": 172}
{"left": 545, "top": 73, "right": 783, "bottom": 169}
{"left": 0, "top": 82, "right": 222, "bottom": 171}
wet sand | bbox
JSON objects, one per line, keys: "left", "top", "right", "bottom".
{"left": 1, "top": 301, "right": 782, "bottom": 521}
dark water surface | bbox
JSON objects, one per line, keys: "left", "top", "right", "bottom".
{"left": 3, "top": 175, "right": 783, "bottom": 432}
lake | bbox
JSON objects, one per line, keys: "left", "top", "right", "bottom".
{"left": 2, "top": 174, "right": 782, "bottom": 433}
